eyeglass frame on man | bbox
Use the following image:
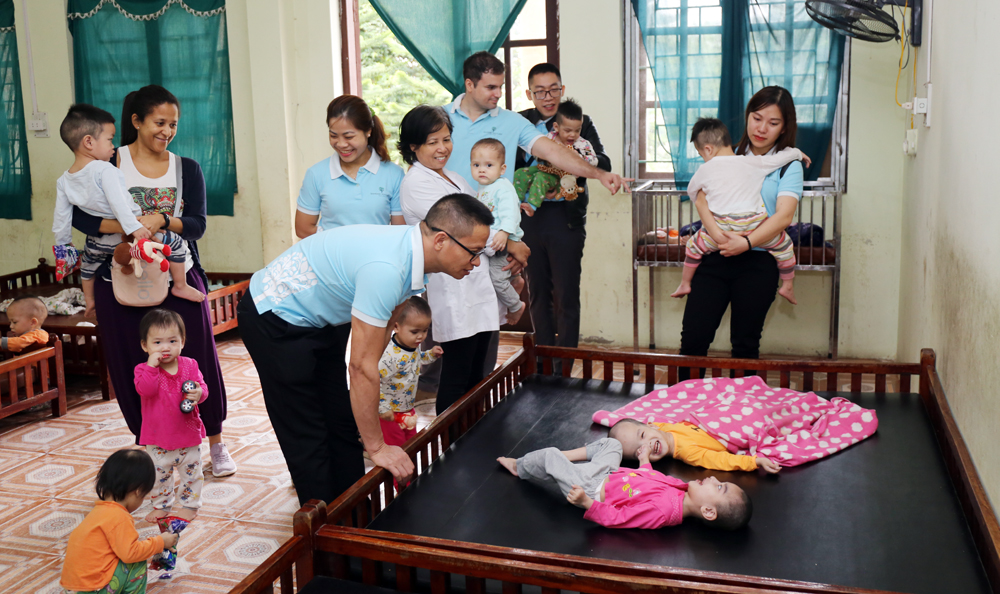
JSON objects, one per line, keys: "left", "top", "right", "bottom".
{"left": 429, "top": 226, "right": 485, "bottom": 262}
{"left": 531, "top": 86, "right": 565, "bottom": 100}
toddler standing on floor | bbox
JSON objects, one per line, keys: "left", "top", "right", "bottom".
{"left": 61, "top": 449, "right": 180, "bottom": 594}
{"left": 2, "top": 296, "right": 49, "bottom": 353}
{"left": 514, "top": 99, "right": 599, "bottom": 216}
{"left": 379, "top": 297, "right": 443, "bottom": 446}
{"left": 498, "top": 427, "right": 752, "bottom": 530}
{"left": 671, "top": 117, "right": 805, "bottom": 304}
{"left": 470, "top": 138, "right": 525, "bottom": 325}
{"left": 53, "top": 104, "right": 205, "bottom": 318}
{"left": 134, "top": 308, "right": 208, "bottom": 523}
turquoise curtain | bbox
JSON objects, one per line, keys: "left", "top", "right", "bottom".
{"left": 0, "top": 0, "right": 32, "bottom": 220}
{"left": 67, "top": 0, "right": 237, "bottom": 216}
{"left": 367, "top": 0, "right": 529, "bottom": 97}
{"left": 632, "top": 0, "right": 844, "bottom": 183}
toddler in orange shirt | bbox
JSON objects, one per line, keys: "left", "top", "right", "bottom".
{"left": 61, "top": 449, "right": 179, "bottom": 594}
{"left": 2, "top": 296, "right": 49, "bottom": 353}
{"left": 610, "top": 418, "right": 782, "bottom": 474}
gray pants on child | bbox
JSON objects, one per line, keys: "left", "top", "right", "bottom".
{"left": 488, "top": 250, "right": 523, "bottom": 313}
{"left": 516, "top": 438, "right": 623, "bottom": 501}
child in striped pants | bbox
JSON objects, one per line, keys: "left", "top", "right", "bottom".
{"left": 671, "top": 118, "right": 804, "bottom": 305}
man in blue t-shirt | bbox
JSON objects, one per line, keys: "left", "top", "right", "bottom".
{"left": 238, "top": 194, "right": 494, "bottom": 506}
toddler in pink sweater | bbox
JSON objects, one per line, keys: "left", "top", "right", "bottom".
{"left": 134, "top": 308, "right": 209, "bottom": 523}
{"left": 498, "top": 429, "right": 752, "bottom": 530}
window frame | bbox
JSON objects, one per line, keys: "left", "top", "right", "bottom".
{"left": 499, "top": 0, "right": 559, "bottom": 112}
{"left": 623, "top": 0, "right": 850, "bottom": 191}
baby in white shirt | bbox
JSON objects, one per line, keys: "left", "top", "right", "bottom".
{"left": 672, "top": 118, "right": 803, "bottom": 305}
{"left": 53, "top": 104, "right": 203, "bottom": 316}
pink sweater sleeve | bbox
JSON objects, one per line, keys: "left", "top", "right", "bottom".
{"left": 584, "top": 499, "right": 671, "bottom": 529}
{"left": 193, "top": 366, "right": 209, "bottom": 404}
{"left": 134, "top": 364, "right": 160, "bottom": 399}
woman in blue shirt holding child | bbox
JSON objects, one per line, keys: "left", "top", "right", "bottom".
{"left": 679, "top": 86, "right": 805, "bottom": 377}
{"left": 295, "top": 95, "right": 405, "bottom": 238}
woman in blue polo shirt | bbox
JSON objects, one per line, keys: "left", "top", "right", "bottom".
{"left": 295, "top": 95, "right": 405, "bottom": 238}
{"left": 679, "top": 86, "right": 805, "bottom": 378}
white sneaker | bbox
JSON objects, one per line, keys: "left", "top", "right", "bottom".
{"left": 210, "top": 442, "right": 237, "bottom": 477}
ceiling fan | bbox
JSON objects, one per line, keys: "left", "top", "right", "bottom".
{"left": 804, "top": 0, "right": 923, "bottom": 45}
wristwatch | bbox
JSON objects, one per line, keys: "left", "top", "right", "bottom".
{"left": 161, "top": 213, "right": 170, "bottom": 229}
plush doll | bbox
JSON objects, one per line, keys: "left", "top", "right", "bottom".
{"left": 112, "top": 234, "right": 172, "bottom": 277}
{"left": 537, "top": 163, "right": 583, "bottom": 201}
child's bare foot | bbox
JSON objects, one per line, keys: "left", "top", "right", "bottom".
{"left": 173, "top": 507, "right": 198, "bottom": 522}
{"left": 171, "top": 284, "right": 206, "bottom": 303}
{"left": 506, "top": 306, "right": 524, "bottom": 325}
{"left": 670, "top": 283, "right": 691, "bottom": 298}
{"left": 144, "top": 508, "right": 170, "bottom": 523}
{"left": 778, "top": 282, "right": 797, "bottom": 305}
{"left": 497, "top": 457, "right": 519, "bottom": 476}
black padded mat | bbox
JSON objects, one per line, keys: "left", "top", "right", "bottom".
{"left": 369, "top": 376, "right": 991, "bottom": 594}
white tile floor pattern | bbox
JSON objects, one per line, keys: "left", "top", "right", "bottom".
{"left": 0, "top": 332, "right": 523, "bottom": 594}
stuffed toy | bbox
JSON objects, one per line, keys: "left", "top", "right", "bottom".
{"left": 537, "top": 163, "right": 583, "bottom": 201}
{"left": 513, "top": 162, "right": 583, "bottom": 215}
{"left": 113, "top": 234, "right": 172, "bottom": 277}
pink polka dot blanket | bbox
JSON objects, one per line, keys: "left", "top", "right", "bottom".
{"left": 591, "top": 376, "right": 878, "bottom": 467}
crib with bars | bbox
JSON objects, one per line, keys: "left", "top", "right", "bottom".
{"left": 631, "top": 181, "right": 842, "bottom": 357}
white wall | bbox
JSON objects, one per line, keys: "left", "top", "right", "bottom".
{"left": 896, "top": 0, "right": 1000, "bottom": 508}
{"left": 562, "top": 1, "right": 905, "bottom": 360}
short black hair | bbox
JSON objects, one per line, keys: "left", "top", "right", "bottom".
{"left": 398, "top": 105, "right": 454, "bottom": 166}
{"left": 60, "top": 104, "right": 115, "bottom": 151}
{"left": 690, "top": 117, "right": 732, "bottom": 149}
{"left": 555, "top": 98, "right": 584, "bottom": 126}
{"left": 463, "top": 51, "right": 505, "bottom": 85}
{"left": 423, "top": 193, "right": 494, "bottom": 238}
{"left": 527, "top": 63, "right": 561, "bottom": 85}
{"left": 8, "top": 295, "right": 47, "bottom": 322}
{"left": 471, "top": 138, "right": 505, "bottom": 162}
{"left": 398, "top": 296, "right": 432, "bottom": 325}
{"left": 95, "top": 449, "right": 156, "bottom": 502}
{"left": 713, "top": 487, "right": 753, "bottom": 530}
{"left": 139, "top": 308, "right": 186, "bottom": 344}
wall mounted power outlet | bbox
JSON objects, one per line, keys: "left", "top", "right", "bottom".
{"left": 903, "top": 129, "right": 918, "bottom": 156}
{"left": 28, "top": 112, "right": 49, "bottom": 138}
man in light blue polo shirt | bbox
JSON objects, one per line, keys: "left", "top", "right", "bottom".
{"left": 445, "top": 52, "right": 626, "bottom": 196}
{"left": 238, "top": 194, "right": 495, "bottom": 506}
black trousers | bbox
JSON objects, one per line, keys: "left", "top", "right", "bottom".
{"left": 436, "top": 331, "right": 493, "bottom": 415}
{"left": 679, "top": 250, "right": 779, "bottom": 380}
{"left": 237, "top": 296, "right": 360, "bottom": 507}
{"left": 520, "top": 202, "right": 586, "bottom": 348}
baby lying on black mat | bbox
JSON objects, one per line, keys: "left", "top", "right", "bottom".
{"left": 498, "top": 424, "right": 752, "bottom": 530}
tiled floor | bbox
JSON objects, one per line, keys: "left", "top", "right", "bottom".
{"left": 0, "top": 331, "right": 523, "bottom": 594}
{"left": 0, "top": 331, "right": 897, "bottom": 593}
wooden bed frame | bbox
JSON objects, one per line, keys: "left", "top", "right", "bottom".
{"left": 230, "top": 336, "right": 1000, "bottom": 594}
{"left": 0, "top": 259, "right": 250, "bottom": 400}
{"left": 0, "top": 335, "right": 67, "bottom": 422}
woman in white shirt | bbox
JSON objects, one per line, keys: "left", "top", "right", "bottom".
{"left": 398, "top": 106, "right": 515, "bottom": 414}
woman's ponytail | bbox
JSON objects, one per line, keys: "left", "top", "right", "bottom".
{"left": 120, "top": 91, "right": 139, "bottom": 147}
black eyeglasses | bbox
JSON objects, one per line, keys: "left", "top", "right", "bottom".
{"left": 429, "top": 226, "right": 485, "bottom": 262}
{"left": 531, "top": 87, "right": 564, "bottom": 100}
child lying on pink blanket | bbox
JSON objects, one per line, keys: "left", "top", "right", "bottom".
{"left": 592, "top": 376, "right": 878, "bottom": 470}
{"left": 498, "top": 431, "right": 752, "bottom": 530}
